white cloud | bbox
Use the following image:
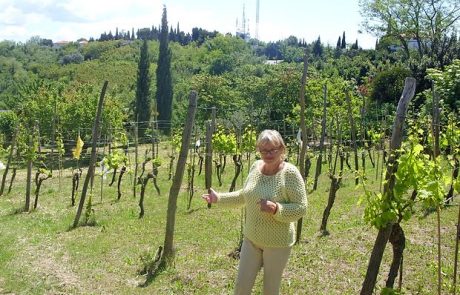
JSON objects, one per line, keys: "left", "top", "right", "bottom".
{"left": 0, "top": 0, "right": 376, "bottom": 48}
{"left": 0, "top": 5, "right": 24, "bottom": 26}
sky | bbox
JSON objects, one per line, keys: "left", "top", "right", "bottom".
{"left": 0, "top": 0, "right": 378, "bottom": 49}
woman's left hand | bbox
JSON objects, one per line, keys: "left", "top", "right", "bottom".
{"left": 258, "top": 199, "right": 278, "bottom": 215}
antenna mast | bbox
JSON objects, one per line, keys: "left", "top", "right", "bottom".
{"left": 255, "top": 0, "right": 260, "bottom": 40}
{"left": 242, "top": 4, "right": 246, "bottom": 37}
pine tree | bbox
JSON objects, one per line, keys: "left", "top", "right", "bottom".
{"left": 135, "top": 39, "right": 151, "bottom": 138}
{"left": 156, "top": 5, "right": 173, "bottom": 135}
{"left": 341, "top": 31, "right": 346, "bottom": 49}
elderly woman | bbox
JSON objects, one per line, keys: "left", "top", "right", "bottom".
{"left": 203, "top": 129, "right": 307, "bottom": 295}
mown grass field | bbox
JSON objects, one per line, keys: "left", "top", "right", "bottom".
{"left": 0, "top": 144, "right": 458, "bottom": 294}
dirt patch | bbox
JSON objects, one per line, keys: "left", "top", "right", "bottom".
{"left": 33, "top": 250, "right": 80, "bottom": 291}
{"left": 16, "top": 236, "right": 81, "bottom": 294}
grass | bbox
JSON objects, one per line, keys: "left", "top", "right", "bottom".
{"left": 0, "top": 145, "right": 458, "bottom": 294}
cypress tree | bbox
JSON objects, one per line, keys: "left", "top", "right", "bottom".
{"left": 313, "top": 36, "right": 323, "bottom": 57}
{"left": 337, "top": 36, "right": 342, "bottom": 48}
{"left": 156, "top": 5, "right": 173, "bottom": 135}
{"left": 169, "top": 27, "right": 175, "bottom": 42}
{"left": 135, "top": 39, "right": 151, "bottom": 139}
{"left": 341, "top": 31, "right": 346, "bottom": 49}
{"left": 351, "top": 39, "right": 359, "bottom": 50}
{"left": 176, "top": 22, "right": 182, "bottom": 44}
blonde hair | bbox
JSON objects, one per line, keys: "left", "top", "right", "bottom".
{"left": 256, "top": 129, "right": 286, "bottom": 152}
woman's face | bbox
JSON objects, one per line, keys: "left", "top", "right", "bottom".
{"left": 258, "top": 141, "right": 283, "bottom": 163}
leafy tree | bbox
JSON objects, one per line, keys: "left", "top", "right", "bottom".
{"left": 280, "top": 44, "right": 304, "bottom": 62}
{"left": 135, "top": 39, "right": 151, "bottom": 138}
{"left": 191, "top": 73, "right": 244, "bottom": 123}
{"left": 262, "top": 65, "right": 302, "bottom": 127}
{"left": 0, "top": 56, "right": 31, "bottom": 109}
{"left": 204, "top": 34, "right": 253, "bottom": 75}
{"left": 359, "top": 0, "right": 460, "bottom": 67}
{"left": 156, "top": 5, "right": 173, "bottom": 135}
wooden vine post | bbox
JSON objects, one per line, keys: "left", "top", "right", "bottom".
{"left": 0, "top": 125, "right": 18, "bottom": 196}
{"left": 360, "top": 77, "right": 416, "bottom": 295}
{"left": 205, "top": 107, "right": 216, "bottom": 209}
{"left": 133, "top": 121, "right": 139, "bottom": 198}
{"left": 72, "top": 81, "right": 108, "bottom": 228}
{"left": 50, "top": 96, "right": 57, "bottom": 174}
{"left": 296, "top": 52, "right": 308, "bottom": 244}
{"left": 313, "top": 84, "right": 327, "bottom": 191}
{"left": 378, "top": 113, "right": 388, "bottom": 192}
{"left": 187, "top": 129, "right": 197, "bottom": 210}
{"left": 432, "top": 85, "right": 442, "bottom": 295}
{"left": 345, "top": 91, "right": 359, "bottom": 185}
{"left": 160, "top": 90, "right": 197, "bottom": 268}
{"left": 451, "top": 113, "right": 460, "bottom": 295}
{"left": 151, "top": 121, "right": 156, "bottom": 160}
{"left": 454, "top": 165, "right": 460, "bottom": 295}
{"left": 25, "top": 122, "right": 37, "bottom": 212}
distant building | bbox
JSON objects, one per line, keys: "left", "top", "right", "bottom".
{"left": 264, "top": 59, "right": 283, "bottom": 65}
{"left": 407, "top": 39, "right": 432, "bottom": 50}
{"left": 77, "top": 38, "right": 89, "bottom": 46}
{"left": 53, "top": 40, "right": 70, "bottom": 48}
{"left": 53, "top": 38, "right": 89, "bottom": 48}
{"left": 389, "top": 39, "right": 431, "bottom": 52}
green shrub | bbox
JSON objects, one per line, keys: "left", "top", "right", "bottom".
{"left": 370, "top": 66, "right": 412, "bottom": 104}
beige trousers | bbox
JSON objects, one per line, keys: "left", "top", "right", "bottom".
{"left": 234, "top": 238, "right": 292, "bottom": 295}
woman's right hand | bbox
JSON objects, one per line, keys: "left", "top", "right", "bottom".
{"left": 202, "top": 188, "right": 218, "bottom": 204}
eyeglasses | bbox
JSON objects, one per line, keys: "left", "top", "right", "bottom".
{"left": 259, "top": 148, "right": 280, "bottom": 155}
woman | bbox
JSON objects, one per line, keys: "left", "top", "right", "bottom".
{"left": 202, "top": 129, "right": 307, "bottom": 295}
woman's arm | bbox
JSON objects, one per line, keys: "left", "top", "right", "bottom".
{"left": 214, "top": 189, "right": 245, "bottom": 208}
{"left": 202, "top": 188, "right": 245, "bottom": 208}
{"left": 273, "top": 167, "right": 307, "bottom": 223}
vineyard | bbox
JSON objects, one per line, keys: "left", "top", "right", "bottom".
{"left": 0, "top": 73, "right": 458, "bottom": 294}
{"left": 1, "top": 2, "right": 460, "bottom": 293}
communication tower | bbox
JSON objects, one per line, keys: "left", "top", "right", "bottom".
{"left": 255, "top": 0, "right": 259, "bottom": 40}
{"left": 236, "top": 3, "right": 250, "bottom": 40}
